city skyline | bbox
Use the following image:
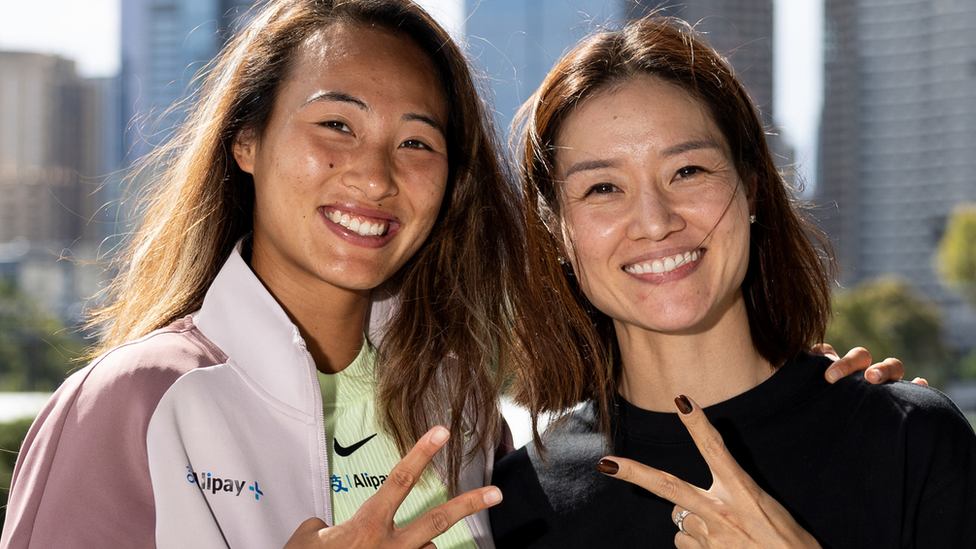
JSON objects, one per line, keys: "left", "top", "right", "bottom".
{"left": 0, "top": 0, "right": 823, "bottom": 186}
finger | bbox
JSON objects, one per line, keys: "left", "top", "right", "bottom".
{"left": 864, "top": 357, "right": 905, "bottom": 384}
{"left": 397, "top": 486, "right": 502, "bottom": 548}
{"left": 597, "top": 456, "right": 704, "bottom": 512}
{"left": 824, "top": 347, "right": 872, "bottom": 383}
{"left": 809, "top": 343, "right": 838, "bottom": 360}
{"left": 367, "top": 426, "right": 450, "bottom": 518}
{"left": 912, "top": 376, "right": 929, "bottom": 386}
{"left": 673, "top": 506, "right": 707, "bottom": 539}
{"left": 282, "top": 518, "right": 328, "bottom": 549}
{"left": 673, "top": 395, "right": 743, "bottom": 480}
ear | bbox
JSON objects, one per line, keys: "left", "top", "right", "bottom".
{"left": 233, "top": 128, "right": 257, "bottom": 175}
{"left": 554, "top": 214, "right": 577, "bottom": 269}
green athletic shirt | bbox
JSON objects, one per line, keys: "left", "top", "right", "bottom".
{"left": 318, "top": 340, "right": 477, "bottom": 549}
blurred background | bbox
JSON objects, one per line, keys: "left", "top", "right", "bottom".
{"left": 0, "top": 0, "right": 975, "bottom": 512}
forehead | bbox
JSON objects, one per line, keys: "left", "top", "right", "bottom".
{"left": 279, "top": 22, "right": 447, "bottom": 112}
{"left": 554, "top": 76, "right": 727, "bottom": 159}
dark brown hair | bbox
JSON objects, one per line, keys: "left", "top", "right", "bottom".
{"left": 509, "top": 17, "right": 834, "bottom": 431}
{"left": 87, "top": 0, "right": 592, "bottom": 493}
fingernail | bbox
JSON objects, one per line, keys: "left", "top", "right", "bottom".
{"left": 825, "top": 368, "right": 841, "bottom": 383}
{"left": 430, "top": 426, "right": 450, "bottom": 446}
{"left": 675, "top": 395, "right": 693, "bottom": 415}
{"left": 867, "top": 370, "right": 882, "bottom": 383}
{"left": 597, "top": 458, "right": 619, "bottom": 475}
{"left": 483, "top": 487, "right": 502, "bottom": 505}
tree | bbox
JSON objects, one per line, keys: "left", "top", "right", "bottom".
{"left": 0, "top": 282, "right": 85, "bottom": 391}
{"left": 937, "top": 204, "right": 976, "bottom": 308}
{"left": 826, "top": 277, "right": 951, "bottom": 386}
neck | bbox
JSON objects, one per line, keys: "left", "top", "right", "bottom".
{"left": 615, "top": 291, "right": 775, "bottom": 412}
{"left": 249, "top": 258, "right": 369, "bottom": 376}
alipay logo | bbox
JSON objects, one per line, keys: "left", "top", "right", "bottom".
{"left": 187, "top": 466, "right": 264, "bottom": 500}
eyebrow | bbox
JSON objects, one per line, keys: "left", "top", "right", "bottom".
{"left": 404, "top": 113, "right": 445, "bottom": 136}
{"left": 563, "top": 159, "right": 619, "bottom": 179}
{"left": 304, "top": 91, "right": 445, "bottom": 136}
{"left": 304, "top": 90, "right": 368, "bottom": 110}
{"left": 563, "top": 138, "right": 725, "bottom": 179}
{"left": 661, "top": 139, "right": 724, "bottom": 157}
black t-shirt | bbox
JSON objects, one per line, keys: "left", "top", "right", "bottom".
{"left": 490, "top": 354, "right": 976, "bottom": 548}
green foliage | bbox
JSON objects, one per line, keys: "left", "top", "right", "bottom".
{"left": 826, "top": 277, "right": 951, "bottom": 387}
{"left": 958, "top": 350, "right": 976, "bottom": 381}
{"left": 937, "top": 204, "right": 976, "bottom": 308}
{"left": 0, "top": 282, "right": 84, "bottom": 391}
{"left": 0, "top": 417, "right": 36, "bottom": 531}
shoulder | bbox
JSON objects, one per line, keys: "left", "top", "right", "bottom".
{"left": 491, "top": 403, "right": 613, "bottom": 547}
{"left": 2, "top": 316, "right": 229, "bottom": 548}
{"left": 829, "top": 362, "right": 973, "bottom": 432}
{"left": 70, "top": 316, "right": 223, "bottom": 402}
{"left": 19, "top": 316, "right": 229, "bottom": 470}
{"left": 817, "top": 358, "right": 976, "bottom": 479}
{"left": 495, "top": 402, "right": 611, "bottom": 512}
{"left": 26, "top": 315, "right": 229, "bottom": 452}
{"left": 86, "top": 315, "right": 228, "bottom": 386}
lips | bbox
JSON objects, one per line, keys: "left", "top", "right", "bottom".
{"left": 323, "top": 206, "right": 391, "bottom": 237}
{"left": 624, "top": 249, "right": 702, "bottom": 275}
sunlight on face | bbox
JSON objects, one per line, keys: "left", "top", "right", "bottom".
{"left": 554, "top": 76, "right": 753, "bottom": 337}
{"left": 234, "top": 23, "right": 450, "bottom": 300}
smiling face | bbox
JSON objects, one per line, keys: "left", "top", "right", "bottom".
{"left": 554, "top": 76, "right": 753, "bottom": 337}
{"left": 234, "top": 23, "right": 449, "bottom": 299}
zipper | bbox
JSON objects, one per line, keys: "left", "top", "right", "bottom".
{"left": 299, "top": 336, "right": 333, "bottom": 527}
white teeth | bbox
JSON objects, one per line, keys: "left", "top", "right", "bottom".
{"left": 625, "top": 250, "right": 702, "bottom": 275}
{"left": 326, "top": 210, "right": 389, "bottom": 237}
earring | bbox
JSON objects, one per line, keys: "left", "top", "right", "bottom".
{"left": 749, "top": 214, "right": 757, "bottom": 224}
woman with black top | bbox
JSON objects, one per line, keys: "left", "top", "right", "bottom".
{"left": 491, "top": 17, "right": 976, "bottom": 548}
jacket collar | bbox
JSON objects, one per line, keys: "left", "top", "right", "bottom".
{"left": 194, "top": 239, "right": 317, "bottom": 412}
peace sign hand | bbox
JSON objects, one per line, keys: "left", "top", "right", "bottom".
{"left": 597, "top": 396, "right": 821, "bottom": 549}
{"left": 284, "top": 426, "right": 502, "bottom": 549}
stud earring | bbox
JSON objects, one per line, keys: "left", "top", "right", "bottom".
{"left": 749, "top": 214, "right": 757, "bottom": 224}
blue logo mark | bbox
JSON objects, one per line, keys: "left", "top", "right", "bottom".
{"left": 186, "top": 465, "right": 263, "bottom": 501}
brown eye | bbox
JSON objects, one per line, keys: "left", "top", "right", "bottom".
{"left": 400, "top": 139, "right": 431, "bottom": 150}
{"left": 584, "top": 183, "right": 619, "bottom": 196}
{"left": 321, "top": 120, "right": 351, "bottom": 133}
{"left": 676, "top": 166, "right": 704, "bottom": 178}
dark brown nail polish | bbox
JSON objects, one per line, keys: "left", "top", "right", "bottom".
{"left": 597, "top": 458, "right": 619, "bottom": 475}
{"left": 675, "top": 395, "right": 693, "bottom": 415}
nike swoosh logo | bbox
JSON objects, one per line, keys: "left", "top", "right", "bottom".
{"left": 334, "top": 434, "right": 377, "bottom": 457}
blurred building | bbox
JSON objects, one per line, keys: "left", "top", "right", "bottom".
{"left": 625, "top": 1, "right": 793, "bottom": 176}
{"left": 625, "top": 0, "right": 776, "bottom": 127}
{"left": 818, "top": 0, "right": 976, "bottom": 349}
{"left": 464, "top": 0, "right": 625, "bottom": 133}
{"left": 121, "top": 0, "right": 256, "bottom": 161}
{"left": 0, "top": 52, "right": 105, "bottom": 317}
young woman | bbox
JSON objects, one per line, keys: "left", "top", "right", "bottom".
{"left": 491, "top": 17, "right": 976, "bottom": 548}
{"left": 0, "top": 1, "right": 591, "bottom": 548}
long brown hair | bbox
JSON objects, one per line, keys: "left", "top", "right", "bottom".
{"left": 87, "top": 0, "right": 594, "bottom": 492}
{"left": 510, "top": 17, "right": 834, "bottom": 433}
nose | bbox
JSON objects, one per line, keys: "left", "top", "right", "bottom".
{"left": 344, "top": 145, "right": 399, "bottom": 202}
{"left": 626, "top": 184, "right": 685, "bottom": 241}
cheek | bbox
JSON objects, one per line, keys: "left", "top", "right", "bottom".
{"left": 410, "top": 170, "right": 449, "bottom": 234}
{"left": 561, "top": 211, "right": 620, "bottom": 297}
